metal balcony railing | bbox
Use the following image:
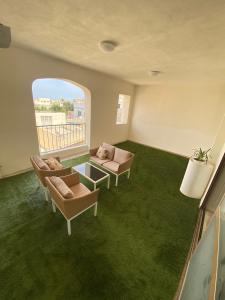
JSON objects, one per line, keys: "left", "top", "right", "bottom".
{"left": 36, "top": 123, "right": 86, "bottom": 153}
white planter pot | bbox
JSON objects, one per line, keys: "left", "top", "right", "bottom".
{"left": 180, "top": 158, "right": 214, "bottom": 199}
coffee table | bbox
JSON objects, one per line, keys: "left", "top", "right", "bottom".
{"left": 73, "top": 162, "right": 110, "bottom": 190}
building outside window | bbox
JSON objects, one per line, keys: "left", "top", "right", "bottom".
{"left": 32, "top": 79, "right": 87, "bottom": 153}
{"left": 73, "top": 99, "right": 85, "bottom": 123}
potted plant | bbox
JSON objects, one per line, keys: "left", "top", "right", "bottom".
{"left": 180, "top": 148, "right": 214, "bottom": 199}
{"left": 193, "top": 148, "right": 211, "bottom": 164}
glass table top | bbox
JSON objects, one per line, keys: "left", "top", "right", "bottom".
{"left": 73, "top": 163, "right": 108, "bottom": 182}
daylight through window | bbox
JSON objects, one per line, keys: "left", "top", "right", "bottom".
{"left": 32, "top": 78, "right": 87, "bottom": 153}
{"left": 116, "top": 94, "right": 130, "bottom": 125}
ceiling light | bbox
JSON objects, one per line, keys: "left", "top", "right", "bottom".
{"left": 99, "top": 40, "right": 118, "bottom": 53}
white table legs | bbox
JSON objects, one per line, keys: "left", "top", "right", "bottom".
{"left": 94, "top": 202, "right": 98, "bottom": 216}
{"left": 52, "top": 200, "right": 56, "bottom": 213}
{"left": 44, "top": 189, "right": 49, "bottom": 201}
{"left": 107, "top": 175, "right": 110, "bottom": 189}
{"left": 93, "top": 175, "right": 110, "bottom": 190}
{"left": 115, "top": 175, "right": 119, "bottom": 187}
{"left": 67, "top": 220, "right": 71, "bottom": 236}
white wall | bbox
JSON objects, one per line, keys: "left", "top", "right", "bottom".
{"left": 129, "top": 84, "right": 225, "bottom": 157}
{"left": 0, "top": 46, "right": 134, "bottom": 177}
{"left": 200, "top": 117, "right": 225, "bottom": 207}
{"left": 211, "top": 115, "right": 225, "bottom": 163}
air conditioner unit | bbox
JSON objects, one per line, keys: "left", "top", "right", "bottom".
{"left": 0, "top": 24, "right": 11, "bottom": 48}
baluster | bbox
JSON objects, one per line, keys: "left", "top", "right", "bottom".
{"left": 84, "top": 123, "right": 85, "bottom": 143}
{"left": 56, "top": 125, "right": 60, "bottom": 149}
{"left": 51, "top": 125, "right": 53, "bottom": 151}
{"left": 73, "top": 124, "right": 75, "bottom": 145}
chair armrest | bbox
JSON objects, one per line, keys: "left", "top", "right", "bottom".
{"left": 63, "top": 189, "right": 100, "bottom": 218}
{"left": 66, "top": 188, "right": 100, "bottom": 203}
{"left": 40, "top": 167, "right": 72, "bottom": 177}
{"left": 90, "top": 147, "right": 98, "bottom": 156}
{"left": 45, "top": 177, "right": 65, "bottom": 206}
{"left": 39, "top": 167, "right": 72, "bottom": 186}
{"left": 43, "top": 156, "right": 60, "bottom": 162}
{"left": 60, "top": 173, "right": 80, "bottom": 187}
{"left": 118, "top": 155, "right": 134, "bottom": 174}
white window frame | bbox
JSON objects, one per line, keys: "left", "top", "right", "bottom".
{"left": 116, "top": 94, "right": 130, "bottom": 125}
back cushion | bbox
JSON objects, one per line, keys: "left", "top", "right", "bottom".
{"left": 113, "top": 148, "right": 132, "bottom": 164}
{"left": 96, "top": 146, "right": 108, "bottom": 160}
{"left": 50, "top": 176, "right": 74, "bottom": 199}
{"left": 45, "top": 157, "right": 64, "bottom": 170}
{"left": 102, "top": 143, "right": 115, "bottom": 160}
{"left": 33, "top": 155, "right": 50, "bottom": 170}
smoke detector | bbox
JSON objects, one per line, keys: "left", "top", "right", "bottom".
{"left": 99, "top": 40, "right": 118, "bottom": 53}
{"left": 0, "top": 23, "right": 11, "bottom": 48}
{"left": 148, "top": 70, "right": 163, "bottom": 76}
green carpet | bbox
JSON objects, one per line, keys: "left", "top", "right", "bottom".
{"left": 0, "top": 141, "right": 199, "bottom": 300}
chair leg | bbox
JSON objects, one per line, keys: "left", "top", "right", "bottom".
{"left": 44, "top": 189, "right": 49, "bottom": 201}
{"left": 67, "top": 220, "right": 71, "bottom": 236}
{"left": 107, "top": 176, "right": 110, "bottom": 189}
{"left": 115, "top": 175, "right": 119, "bottom": 186}
{"left": 127, "top": 169, "right": 131, "bottom": 179}
{"left": 94, "top": 202, "right": 98, "bottom": 216}
{"left": 52, "top": 200, "right": 56, "bottom": 213}
{"left": 37, "top": 178, "right": 41, "bottom": 187}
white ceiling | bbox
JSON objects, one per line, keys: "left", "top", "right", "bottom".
{"left": 1, "top": 0, "right": 225, "bottom": 84}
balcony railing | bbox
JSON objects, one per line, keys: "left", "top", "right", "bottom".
{"left": 36, "top": 123, "right": 86, "bottom": 153}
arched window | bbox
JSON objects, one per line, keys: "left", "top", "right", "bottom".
{"left": 32, "top": 78, "right": 90, "bottom": 153}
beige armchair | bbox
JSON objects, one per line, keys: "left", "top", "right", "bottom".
{"left": 46, "top": 173, "right": 99, "bottom": 235}
{"left": 30, "top": 155, "right": 72, "bottom": 200}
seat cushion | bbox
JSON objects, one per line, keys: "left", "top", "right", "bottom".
{"left": 113, "top": 148, "right": 132, "bottom": 164}
{"left": 103, "top": 161, "right": 120, "bottom": 173}
{"left": 45, "top": 157, "right": 64, "bottom": 170}
{"left": 33, "top": 155, "right": 50, "bottom": 170}
{"left": 70, "top": 183, "right": 90, "bottom": 197}
{"left": 90, "top": 156, "right": 111, "bottom": 165}
{"left": 102, "top": 143, "right": 115, "bottom": 160}
{"left": 50, "top": 176, "right": 74, "bottom": 199}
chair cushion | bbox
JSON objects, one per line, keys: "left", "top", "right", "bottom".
{"left": 102, "top": 143, "right": 115, "bottom": 160}
{"left": 103, "top": 161, "right": 120, "bottom": 173}
{"left": 33, "top": 155, "right": 50, "bottom": 170}
{"left": 70, "top": 183, "right": 90, "bottom": 198}
{"left": 45, "top": 157, "right": 64, "bottom": 170}
{"left": 50, "top": 176, "right": 74, "bottom": 199}
{"left": 113, "top": 148, "right": 132, "bottom": 164}
{"left": 96, "top": 145, "right": 108, "bottom": 159}
{"left": 90, "top": 156, "right": 111, "bottom": 165}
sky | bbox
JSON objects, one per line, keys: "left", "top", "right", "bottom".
{"left": 32, "top": 78, "right": 85, "bottom": 100}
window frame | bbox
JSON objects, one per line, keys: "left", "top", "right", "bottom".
{"left": 116, "top": 94, "right": 131, "bottom": 125}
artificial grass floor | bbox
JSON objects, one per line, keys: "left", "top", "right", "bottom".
{"left": 0, "top": 141, "right": 199, "bottom": 300}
